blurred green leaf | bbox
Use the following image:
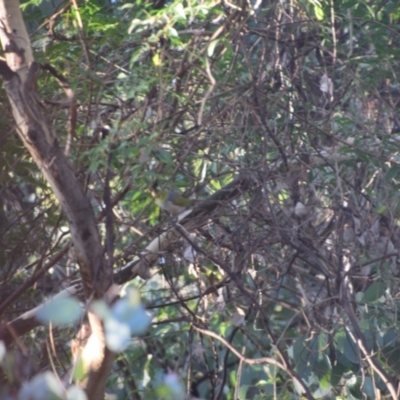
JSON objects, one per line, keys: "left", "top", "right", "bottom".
{"left": 36, "top": 296, "right": 82, "bottom": 327}
{"left": 363, "top": 282, "right": 385, "bottom": 303}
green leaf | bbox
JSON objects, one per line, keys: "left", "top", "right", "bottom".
{"left": 173, "top": 2, "right": 186, "bottom": 20}
{"left": 238, "top": 384, "right": 248, "bottom": 399}
{"left": 315, "top": 354, "right": 332, "bottom": 380}
{"left": 152, "top": 52, "right": 162, "bottom": 66}
{"left": 330, "top": 362, "right": 348, "bottom": 387}
{"left": 385, "top": 165, "right": 400, "bottom": 181}
{"left": 344, "top": 333, "right": 359, "bottom": 364}
{"left": 19, "top": 372, "right": 64, "bottom": 400}
{"left": 66, "top": 386, "right": 87, "bottom": 400}
{"left": 72, "top": 352, "right": 86, "bottom": 382}
{"left": 335, "top": 330, "right": 359, "bottom": 365}
{"left": 314, "top": 3, "right": 324, "bottom": 20}
{"left": 157, "top": 373, "right": 185, "bottom": 400}
{"left": 381, "top": 346, "right": 400, "bottom": 374}
{"left": 292, "top": 334, "right": 318, "bottom": 374}
{"left": 362, "top": 282, "right": 385, "bottom": 303}
{"left": 361, "top": 376, "right": 376, "bottom": 399}
{"left": 120, "top": 3, "right": 134, "bottom": 10}
{"left": 36, "top": 296, "right": 82, "bottom": 327}
{"left": 92, "top": 290, "right": 152, "bottom": 352}
{"left": 155, "top": 149, "right": 174, "bottom": 165}
{"left": 382, "top": 328, "right": 397, "bottom": 347}
{"left": 167, "top": 26, "right": 179, "bottom": 38}
{"left": 376, "top": 204, "right": 387, "bottom": 214}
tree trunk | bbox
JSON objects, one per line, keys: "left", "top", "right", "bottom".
{"left": 0, "top": 0, "right": 115, "bottom": 398}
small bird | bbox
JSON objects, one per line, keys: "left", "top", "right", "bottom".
{"left": 155, "top": 190, "right": 193, "bottom": 214}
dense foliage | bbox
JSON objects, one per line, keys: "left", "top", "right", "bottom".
{"left": 2, "top": 0, "right": 400, "bottom": 398}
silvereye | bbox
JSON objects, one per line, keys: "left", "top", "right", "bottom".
{"left": 155, "top": 190, "right": 193, "bottom": 214}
